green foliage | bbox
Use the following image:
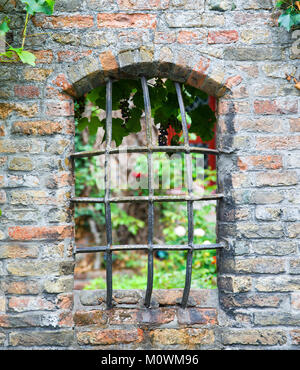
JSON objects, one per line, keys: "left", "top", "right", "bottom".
{"left": 276, "top": 1, "right": 300, "bottom": 31}
{"left": 84, "top": 247, "right": 217, "bottom": 290}
{"left": 111, "top": 205, "right": 145, "bottom": 235}
{"left": 79, "top": 78, "right": 216, "bottom": 147}
{"left": 83, "top": 166, "right": 218, "bottom": 290}
{"left": 20, "top": 0, "right": 55, "bottom": 15}
{"left": 76, "top": 78, "right": 218, "bottom": 290}
{"left": 74, "top": 102, "right": 146, "bottom": 240}
{"left": 0, "top": 0, "right": 56, "bottom": 65}
{"left": 0, "top": 17, "right": 10, "bottom": 36}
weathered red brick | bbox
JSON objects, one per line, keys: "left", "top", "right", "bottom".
{"left": 177, "top": 30, "right": 206, "bottom": 44}
{"left": 0, "top": 245, "right": 38, "bottom": 259}
{"left": 117, "top": 0, "right": 169, "bottom": 10}
{"left": 0, "top": 103, "right": 38, "bottom": 119}
{"left": 45, "top": 87, "right": 73, "bottom": 102}
{"left": 154, "top": 31, "right": 177, "bottom": 44}
{"left": 291, "top": 330, "right": 300, "bottom": 345}
{"left": 9, "top": 330, "right": 73, "bottom": 346}
{"left": 45, "top": 101, "right": 74, "bottom": 117}
{"left": 222, "top": 329, "right": 287, "bottom": 346}
{"left": 32, "top": 50, "right": 53, "bottom": 64}
{"left": 238, "top": 155, "right": 283, "bottom": 171}
{"left": 225, "top": 75, "right": 243, "bottom": 88}
{"left": 59, "top": 311, "right": 74, "bottom": 327}
{"left": 99, "top": 51, "right": 119, "bottom": 74}
{"left": 14, "top": 86, "right": 40, "bottom": 99}
{"left": 254, "top": 99, "right": 298, "bottom": 115}
{"left": 290, "top": 118, "right": 300, "bottom": 132}
{"left": 46, "top": 172, "right": 74, "bottom": 189}
{"left": 218, "top": 100, "right": 250, "bottom": 114}
{"left": 256, "top": 171, "right": 298, "bottom": 187}
{"left": 208, "top": 30, "right": 239, "bottom": 44}
{"left": 74, "top": 310, "right": 108, "bottom": 326}
{"left": 77, "top": 328, "right": 144, "bottom": 345}
{"left": 256, "top": 136, "right": 300, "bottom": 150}
{"left": 24, "top": 68, "right": 53, "bottom": 81}
{"left": 13, "top": 121, "right": 63, "bottom": 135}
{"left": 57, "top": 50, "right": 92, "bottom": 63}
{"left": 8, "top": 296, "right": 54, "bottom": 312}
{"left": 2, "top": 281, "right": 39, "bottom": 295}
{"left": 57, "top": 293, "right": 73, "bottom": 310}
{"left": 187, "top": 57, "right": 211, "bottom": 88}
{"left": 8, "top": 226, "right": 73, "bottom": 241}
{"left": 51, "top": 74, "right": 76, "bottom": 96}
{"left": 33, "top": 15, "right": 94, "bottom": 29}
{"left": 149, "top": 328, "right": 215, "bottom": 345}
{"left": 177, "top": 308, "right": 218, "bottom": 325}
{"left": 291, "top": 293, "right": 300, "bottom": 310}
{"left": 98, "top": 13, "right": 157, "bottom": 29}
{"left": 235, "top": 117, "right": 283, "bottom": 133}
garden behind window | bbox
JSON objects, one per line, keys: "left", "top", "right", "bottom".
{"left": 71, "top": 77, "right": 226, "bottom": 309}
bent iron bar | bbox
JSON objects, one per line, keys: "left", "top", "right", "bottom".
{"left": 175, "top": 82, "right": 194, "bottom": 308}
{"left": 141, "top": 76, "right": 155, "bottom": 308}
{"left": 71, "top": 77, "right": 225, "bottom": 309}
{"left": 105, "top": 78, "right": 113, "bottom": 309}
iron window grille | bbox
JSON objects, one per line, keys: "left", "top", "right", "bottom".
{"left": 71, "top": 77, "right": 226, "bottom": 309}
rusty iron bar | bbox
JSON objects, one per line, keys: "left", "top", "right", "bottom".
{"left": 70, "top": 145, "right": 219, "bottom": 159}
{"left": 141, "top": 76, "right": 155, "bottom": 308}
{"left": 175, "top": 82, "right": 194, "bottom": 308}
{"left": 105, "top": 78, "right": 113, "bottom": 309}
{"left": 71, "top": 193, "right": 224, "bottom": 204}
{"left": 75, "top": 242, "right": 225, "bottom": 254}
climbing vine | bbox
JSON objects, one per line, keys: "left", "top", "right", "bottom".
{"left": 77, "top": 78, "right": 216, "bottom": 147}
{"left": 0, "top": 0, "right": 55, "bottom": 65}
{"left": 275, "top": 0, "right": 300, "bottom": 31}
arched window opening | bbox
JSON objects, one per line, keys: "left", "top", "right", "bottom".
{"left": 71, "top": 77, "right": 225, "bottom": 309}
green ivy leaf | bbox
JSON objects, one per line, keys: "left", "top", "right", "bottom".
{"left": 0, "top": 18, "right": 10, "bottom": 36}
{"left": 88, "top": 116, "right": 103, "bottom": 136}
{"left": 278, "top": 13, "right": 294, "bottom": 31}
{"left": 7, "top": 47, "right": 36, "bottom": 66}
{"left": 20, "top": 0, "right": 55, "bottom": 15}
{"left": 275, "top": 0, "right": 285, "bottom": 8}
{"left": 111, "top": 118, "right": 129, "bottom": 146}
{"left": 292, "top": 13, "right": 300, "bottom": 26}
{"left": 16, "top": 50, "right": 36, "bottom": 66}
{"left": 87, "top": 85, "right": 106, "bottom": 109}
{"left": 102, "top": 118, "right": 129, "bottom": 146}
{"left": 77, "top": 117, "right": 89, "bottom": 132}
{"left": 126, "top": 107, "right": 142, "bottom": 133}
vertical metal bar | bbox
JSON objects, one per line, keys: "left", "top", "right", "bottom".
{"left": 105, "top": 78, "right": 113, "bottom": 309}
{"left": 141, "top": 76, "right": 154, "bottom": 308}
{"left": 175, "top": 82, "right": 194, "bottom": 308}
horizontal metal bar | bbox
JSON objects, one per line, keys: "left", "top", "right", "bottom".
{"left": 70, "top": 146, "right": 219, "bottom": 159}
{"left": 75, "top": 242, "right": 225, "bottom": 254}
{"left": 71, "top": 193, "right": 224, "bottom": 204}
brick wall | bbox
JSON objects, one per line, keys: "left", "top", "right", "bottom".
{"left": 0, "top": 0, "right": 299, "bottom": 349}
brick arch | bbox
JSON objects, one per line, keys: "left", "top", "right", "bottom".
{"left": 55, "top": 48, "right": 227, "bottom": 98}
